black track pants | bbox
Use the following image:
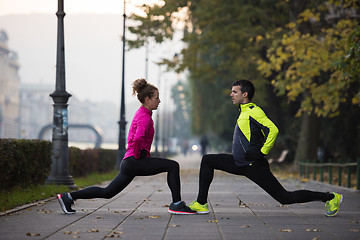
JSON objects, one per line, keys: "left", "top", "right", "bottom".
{"left": 71, "top": 156, "right": 181, "bottom": 203}
{"left": 196, "top": 154, "right": 333, "bottom": 205}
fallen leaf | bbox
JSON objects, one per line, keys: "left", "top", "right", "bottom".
{"left": 72, "top": 236, "right": 80, "bottom": 239}
{"left": 63, "top": 231, "right": 72, "bottom": 234}
{"left": 279, "top": 229, "right": 292, "bottom": 232}
{"left": 105, "top": 230, "right": 123, "bottom": 238}
{"left": 171, "top": 224, "right": 181, "bottom": 227}
{"left": 301, "top": 178, "right": 309, "bottom": 183}
{"left": 312, "top": 237, "right": 320, "bottom": 240}
{"left": 143, "top": 199, "right": 151, "bottom": 201}
{"left": 26, "top": 233, "right": 40, "bottom": 236}
{"left": 206, "top": 220, "right": 218, "bottom": 223}
{"left": 96, "top": 216, "right": 103, "bottom": 219}
{"left": 105, "top": 234, "right": 121, "bottom": 238}
{"left": 240, "top": 225, "right": 251, "bottom": 228}
{"left": 349, "top": 229, "right": 359, "bottom": 232}
{"left": 147, "top": 215, "right": 161, "bottom": 219}
{"left": 135, "top": 217, "right": 144, "bottom": 220}
{"left": 163, "top": 205, "right": 170, "bottom": 207}
{"left": 88, "top": 229, "right": 99, "bottom": 232}
{"left": 306, "top": 229, "right": 321, "bottom": 232}
{"left": 114, "top": 211, "right": 119, "bottom": 213}
{"left": 38, "top": 209, "right": 52, "bottom": 214}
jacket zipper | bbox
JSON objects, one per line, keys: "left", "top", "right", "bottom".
{"left": 239, "top": 136, "right": 247, "bottom": 153}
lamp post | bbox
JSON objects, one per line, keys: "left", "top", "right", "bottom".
{"left": 154, "top": 66, "right": 161, "bottom": 155}
{"left": 116, "top": 0, "right": 127, "bottom": 168}
{"left": 46, "top": 0, "right": 75, "bottom": 188}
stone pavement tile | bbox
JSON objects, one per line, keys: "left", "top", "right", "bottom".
{"left": 195, "top": 171, "right": 360, "bottom": 240}
{"left": 165, "top": 221, "right": 221, "bottom": 239}
{"left": 0, "top": 202, "right": 82, "bottom": 240}
{"left": 215, "top": 213, "right": 265, "bottom": 227}
{"left": 118, "top": 217, "right": 170, "bottom": 239}
{"left": 316, "top": 225, "right": 360, "bottom": 239}
{"left": 219, "top": 225, "right": 280, "bottom": 240}
{"left": 1, "top": 157, "right": 360, "bottom": 240}
{"left": 275, "top": 230, "right": 332, "bottom": 240}
{"left": 0, "top": 175, "right": 168, "bottom": 240}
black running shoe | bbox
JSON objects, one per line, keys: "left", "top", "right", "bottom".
{"left": 168, "top": 201, "right": 197, "bottom": 215}
{"left": 57, "top": 193, "right": 76, "bottom": 214}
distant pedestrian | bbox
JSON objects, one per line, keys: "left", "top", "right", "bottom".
{"left": 200, "top": 135, "right": 209, "bottom": 155}
{"left": 189, "top": 79, "right": 342, "bottom": 217}
{"left": 181, "top": 139, "right": 189, "bottom": 156}
{"left": 57, "top": 79, "right": 195, "bottom": 215}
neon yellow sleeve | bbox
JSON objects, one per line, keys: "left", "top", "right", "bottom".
{"left": 251, "top": 107, "right": 279, "bottom": 155}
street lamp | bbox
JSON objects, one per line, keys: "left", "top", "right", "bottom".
{"left": 116, "top": 0, "right": 127, "bottom": 168}
{"left": 154, "top": 66, "right": 162, "bottom": 156}
{"left": 46, "top": 0, "right": 75, "bottom": 188}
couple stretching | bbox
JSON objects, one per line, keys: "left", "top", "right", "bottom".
{"left": 57, "top": 79, "right": 342, "bottom": 217}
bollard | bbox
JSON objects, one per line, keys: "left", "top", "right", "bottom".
{"left": 357, "top": 158, "right": 360, "bottom": 190}
{"left": 307, "top": 159, "right": 310, "bottom": 179}
{"left": 338, "top": 163, "right": 342, "bottom": 186}
{"left": 347, "top": 159, "right": 351, "bottom": 188}
{"left": 320, "top": 164, "right": 324, "bottom": 182}
{"left": 329, "top": 159, "right": 332, "bottom": 185}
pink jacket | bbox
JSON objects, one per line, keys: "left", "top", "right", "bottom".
{"left": 123, "top": 106, "right": 154, "bottom": 159}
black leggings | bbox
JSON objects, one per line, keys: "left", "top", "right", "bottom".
{"left": 70, "top": 156, "right": 181, "bottom": 203}
{"left": 197, "top": 154, "right": 333, "bottom": 205}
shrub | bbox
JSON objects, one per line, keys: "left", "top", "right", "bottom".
{"left": 69, "top": 147, "right": 117, "bottom": 177}
{"left": 0, "top": 139, "right": 117, "bottom": 191}
{"left": 0, "top": 139, "right": 52, "bottom": 190}
{"left": 98, "top": 149, "right": 117, "bottom": 173}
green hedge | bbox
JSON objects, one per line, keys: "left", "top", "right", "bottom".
{"left": 69, "top": 147, "right": 117, "bottom": 177}
{"left": 0, "top": 139, "right": 52, "bottom": 190}
{"left": 0, "top": 139, "right": 118, "bottom": 191}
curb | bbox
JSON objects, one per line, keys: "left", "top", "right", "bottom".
{"left": 0, "top": 197, "right": 56, "bottom": 217}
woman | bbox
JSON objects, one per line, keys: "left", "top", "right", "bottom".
{"left": 57, "top": 78, "right": 195, "bottom": 215}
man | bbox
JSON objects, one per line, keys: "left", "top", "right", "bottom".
{"left": 189, "top": 79, "right": 342, "bottom": 217}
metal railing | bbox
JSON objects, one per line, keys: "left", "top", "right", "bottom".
{"left": 299, "top": 159, "right": 360, "bottom": 190}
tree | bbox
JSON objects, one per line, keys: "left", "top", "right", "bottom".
{"left": 127, "top": 1, "right": 360, "bottom": 164}
{"left": 257, "top": 0, "right": 359, "bottom": 165}
{"left": 128, "top": 0, "right": 292, "bottom": 153}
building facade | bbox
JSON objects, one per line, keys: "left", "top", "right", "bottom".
{"left": 19, "top": 84, "right": 53, "bottom": 139}
{"left": 0, "top": 30, "right": 20, "bottom": 138}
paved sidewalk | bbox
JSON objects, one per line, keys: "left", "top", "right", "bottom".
{"left": 1, "top": 152, "right": 359, "bottom": 240}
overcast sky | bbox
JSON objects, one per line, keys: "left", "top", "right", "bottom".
{"left": 0, "top": 0, "right": 182, "bottom": 108}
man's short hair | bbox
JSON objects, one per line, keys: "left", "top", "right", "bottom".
{"left": 232, "top": 79, "right": 255, "bottom": 100}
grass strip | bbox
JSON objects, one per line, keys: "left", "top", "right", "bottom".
{"left": 0, "top": 170, "right": 118, "bottom": 211}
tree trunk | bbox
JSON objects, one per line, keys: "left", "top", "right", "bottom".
{"left": 293, "top": 112, "right": 320, "bottom": 170}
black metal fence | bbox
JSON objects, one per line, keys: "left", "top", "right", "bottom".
{"left": 299, "top": 159, "right": 360, "bottom": 190}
